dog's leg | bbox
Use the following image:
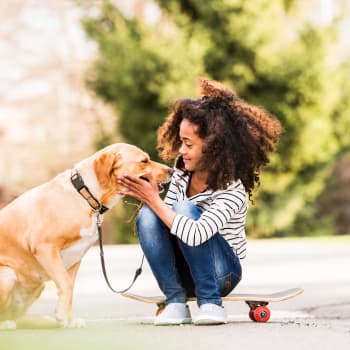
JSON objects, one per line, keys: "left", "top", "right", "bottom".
{"left": 68, "top": 261, "right": 81, "bottom": 283}
{"left": 0, "top": 266, "right": 17, "bottom": 330}
{"left": 33, "top": 245, "right": 79, "bottom": 328}
{"left": 66, "top": 262, "right": 85, "bottom": 328}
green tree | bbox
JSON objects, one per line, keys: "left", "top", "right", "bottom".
{"left": 83, "top": 0, "right": 206, "bottom": 241}
{"left": 83, "top": 1, "right": 206, "bottom": 160}
{"left": 83, "top": 0, "right": 350, "bottom": 239}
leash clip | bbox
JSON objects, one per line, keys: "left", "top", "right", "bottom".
{"left": 96, "top": 213, "right": 103, "bottom": 226}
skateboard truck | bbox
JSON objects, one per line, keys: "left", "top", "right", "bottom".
{"left": 246, "top": 301, "right": 271, "bottom": 322}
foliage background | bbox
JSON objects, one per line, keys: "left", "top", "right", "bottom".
{"left": 82, "top": 0, "right": 350, "bottom": 240}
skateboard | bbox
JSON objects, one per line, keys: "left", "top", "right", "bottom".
{"left": 121, "top": 287, "right": 304, "bottom": 322}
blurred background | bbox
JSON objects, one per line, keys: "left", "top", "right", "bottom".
{"left": 1, "top": 0, "right": 349, "bottom": 242}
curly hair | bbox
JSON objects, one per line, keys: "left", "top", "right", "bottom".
{"left": 157, "top": 78, "right": 282, "bottom": 199}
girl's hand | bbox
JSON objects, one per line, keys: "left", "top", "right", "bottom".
{"left": 117, "top": 172, "right": 160, "bottom": 204}
{"left": 118, "top": 172, "right": 176, "bottom": 229}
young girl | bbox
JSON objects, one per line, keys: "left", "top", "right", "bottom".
{"left": 117, "top": 78, "right": 282, "bottom": 325}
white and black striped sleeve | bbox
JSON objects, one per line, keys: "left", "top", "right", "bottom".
{"left": 164, "top": 174, "right": 180, "bottom": 206}
{"left": 170, "top": 187, "right": 246, "bottom": 246}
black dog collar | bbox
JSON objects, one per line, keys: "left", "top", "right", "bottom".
{"left": 70, "top": 169, "right": 109, "bottom": 214}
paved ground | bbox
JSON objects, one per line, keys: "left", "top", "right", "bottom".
{"left": 1, "top": 237, "right": 350, "bottom": 349}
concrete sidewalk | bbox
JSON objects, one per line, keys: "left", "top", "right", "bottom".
{"left": 1, "top": 237, "right": 350, "bottom": 349}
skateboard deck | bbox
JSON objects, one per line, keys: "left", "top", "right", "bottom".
{"left": 121, "top": 287, "right": 303, "bottom": 322}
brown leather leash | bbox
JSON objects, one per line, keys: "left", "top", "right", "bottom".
{"left": 70, "top": 168, "right": 144, "bottom": 294}
{"left": 96, "top": 213, "right": 144, "bottom": 294}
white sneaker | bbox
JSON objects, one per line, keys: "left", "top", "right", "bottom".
{"left": 194, "top": 304, "right": 227, "bottom": 325}
{"left": 154, "top": 303, "right": 191, "bottom": 326}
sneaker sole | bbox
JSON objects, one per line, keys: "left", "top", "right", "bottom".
{"left": 154, "top": 318, "right": 192, "bottom": 326}
{"left": 194, "top": 318, "right": 227, "bottom": 325}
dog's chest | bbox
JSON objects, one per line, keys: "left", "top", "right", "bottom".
{"left": 60, "top": 215, "right": 99, "bottom": 270}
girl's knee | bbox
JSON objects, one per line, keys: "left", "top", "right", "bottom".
{"left": 136, "top": 205, "right": 163, "bottom": 232}
{"left": 172, "top": 201, "right": 202, "bottom": 219}
{"left": 137, "top": 205, "right": 155, "bottom": 226}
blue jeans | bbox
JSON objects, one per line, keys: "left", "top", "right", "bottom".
{"left": 136, "top": 201, "right": 242, "bottom": 306}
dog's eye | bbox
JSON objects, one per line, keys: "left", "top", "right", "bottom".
{"left": 141, "top": 159, "right": 149, "bottom": 163}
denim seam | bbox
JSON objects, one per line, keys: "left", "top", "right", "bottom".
{"left": 162, "top": 231, "right": 187, "bottom": 304}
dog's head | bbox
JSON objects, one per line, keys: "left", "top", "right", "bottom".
{"left": 93, "top": 143, "right": 172, "bottom": 193}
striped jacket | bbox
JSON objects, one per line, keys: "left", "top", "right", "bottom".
{"left": 164, "top": 168, "right": 248, "bottom": 260}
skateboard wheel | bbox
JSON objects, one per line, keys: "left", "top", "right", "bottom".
{"left": 252, "top": 306, "right": 270, "bottom": 322}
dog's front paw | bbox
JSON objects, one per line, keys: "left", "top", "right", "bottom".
{"left": 0, "top": 320, "right": 17, "bottom": 330}
{"left": 59, "top": 318, "right": 86, "bottom": 329}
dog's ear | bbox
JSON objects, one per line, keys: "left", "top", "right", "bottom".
{"left": 94, "top": 152, "right": 121, "bottom": 187}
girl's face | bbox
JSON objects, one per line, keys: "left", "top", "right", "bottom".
{"left": 179, "top": 119, "right": 204, "bottom": 172}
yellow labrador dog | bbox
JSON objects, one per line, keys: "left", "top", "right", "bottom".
{"left": 0, "top": 143, "right": 171, "bottom": 329}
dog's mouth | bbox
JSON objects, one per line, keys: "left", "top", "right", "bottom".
{"left": 157, "top": 183, "right": 165, "bottom": 194}
{"left": 139, "top": 175, "right": 167, "bottom": 194}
